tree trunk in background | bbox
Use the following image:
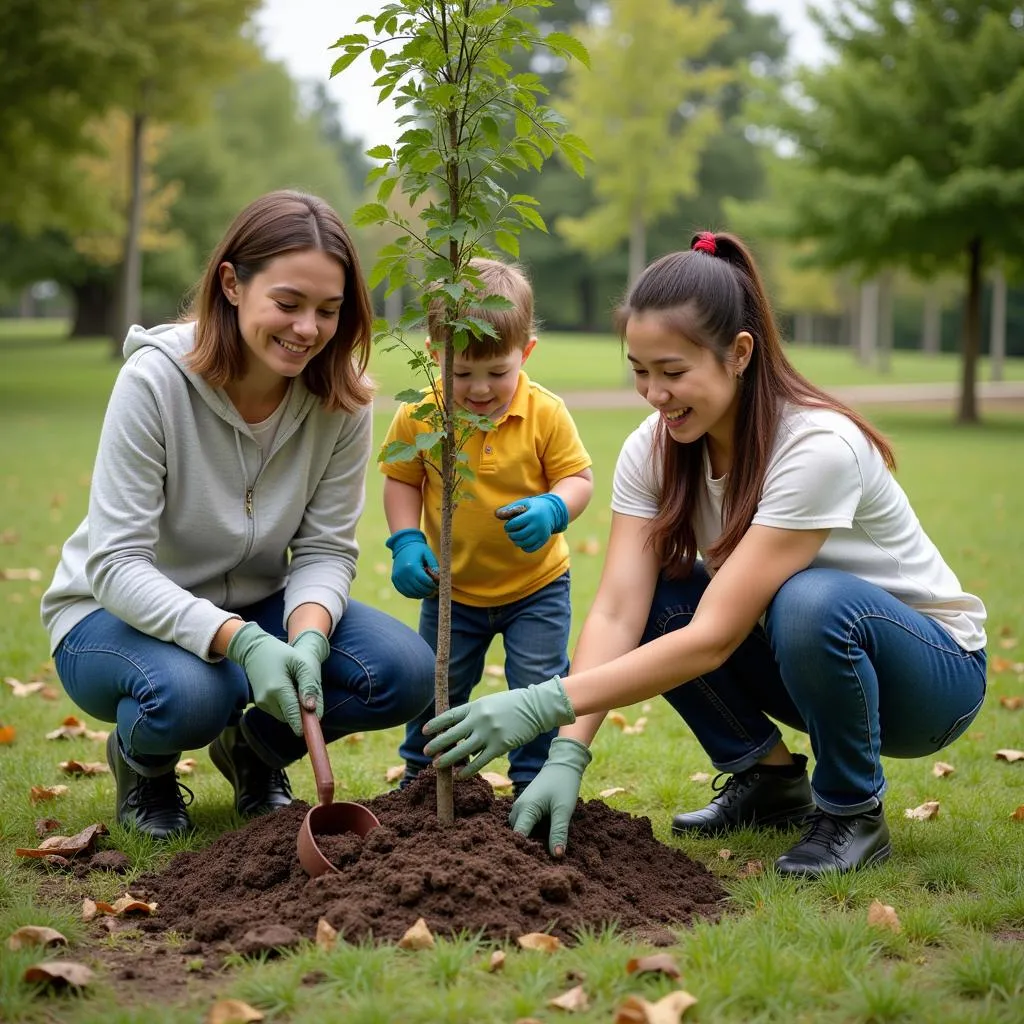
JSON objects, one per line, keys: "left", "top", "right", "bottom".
{"left": 18, "top": 286, "right": 34, "bottom": 319}
{"left": 578, "top": 275, "right": 595, "bottom": 333}
{"left": 989, "top": 264, "right": 1006, "bottom": 383}
{"left": 922, "top": 285, "right": 941, "bottom": 356}
{"left": 858, "top": 278, "right": 879, "bottom": 367}
{"left": 958, "top": 237, "right": 982, "bottom": 424}
{"left": 794, "top": 311, "right": 813, "bottom": 345}
{"left": 71, "top": 279, "right": 116, "bottom": 338}
{"left": 113, "top": 109, "right": 146, "bottom": 357}
{"left": 384, "top": 285, "right": 403, "bottom": 327}
{"left": 877, "top": 271, "right": 893, "bottom": 374}
{"left": 628, "top": 210, "right": 646, "bottom": 287}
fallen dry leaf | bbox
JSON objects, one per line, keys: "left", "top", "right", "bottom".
{"left": 717, "top": 849, "right": 732, "bottom": 860}
{"left": 999, "top": 696, "right": 1023, "bottom": 710}
{"left": 689, "top": 772, "right": 712, "bottom": 784}
{"left": 342, "top": 732, "right": 364, "bottom": 745}
{"left": 517, "top": 932, "right": 563, "bottom": 953}
{"left": 483, "top": 664, "right": 505, "bottom": 679}
{"left": 989, "top": 656, "right": 1014, "bottom": 673}
{"left": 932, "top": 761, "right": 955, "bottom": 778}
{"left": 398, "top": 917, "right": 435, "bottom": 950}
{"left": 0, "top": 528, "right": 19, "bottom": 544}
{"left": 1010, "top": 806, "right": 1024, "bottom": 822}
{"left": 548, "top": 984, "right": 589, "bottom": 1012}
{"left": 600, "top": 787, "right": 627, "bottom": 798}
{"left": 385, "top": 765, "right": 405, "bottom": 783}
{"left": 575, "top": 538, "right": 601, "bottom": 556}
{"left": 867, "top": 900, "right": 902, "bottom": 933}
{"left": 0, "top": 567, "right": 43, "bottom": 581}
{"left": 58, "top": 760, "right": 109, "bottom": 776}
{"left": 23, "top": 960, "right": 94, "bottom": 988}
{"left": 315, "top": 917, "right": 337, "bottom": 951}
{"left": 622, "top": 716, "right": 648, "bottom": 736}
{"left": 607, "top": 711, "right": 629, "bottom": 730}
{"left": 15, "top": 823, "right": 108, "bottom": 859}
{"left": 175, "top": 758, "right": 198, "bottom": 774}
{"left": 34, "top": 818, "right": 61, "bottom": 837}
{"left": 998, "top": 636, "right": 1018, "bottom": 650}
{"left": 0, "top": 724, "right": 15, "bottom": 744}
{"left": 615, "top": 990, "right": 699, "bottom": 1023}
{"left": 81, "top": 899, "right": 102, "bottom": 922}
{"left": 481, "top": 771, "right": 513, "bottom": 791}
{"left": 29, "top": 785, "right": 69, "bottom": 804}
{"left": 4, "top": 677, "right": 46, "bottom": 697}
{"left": 995, "top": 749, "right": 1024, "bottom": 762}
{"left": 39, "top": 685, "right": 61, "bottom": 701}
{"left": 487, "top": 949, "right": 506, "bottom": 972}
{"left": 7, "top": 926, "right": 68, "bottom": 951}
{"left": 46, "top": 716, "right": 88, "bottom": 740}
{"left": 110, "top": 893, "right": 157, "bottom": 915}
{"left": 625, "top": 953, "right": 682, "bottom": 979}
{"left": 206, "top": 999, "right": 264, "bottom": 1024}
{"left": 904, "top": 801, "right": 941, "bottom": 821}
{"left": 737, "top": 860, "right": 764, "bottom": 878}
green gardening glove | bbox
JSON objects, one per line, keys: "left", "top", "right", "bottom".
{"left": 290, "top": 629, "right": 330, "bottom": 718}
{"left": 422, "top": 676, "right": 576, "bottom": 778}
{"left": 227, "top": 622, "right": 323, "bottom": 736}
{"left": 509, "top": 737, "right": 592, "bottom": 857}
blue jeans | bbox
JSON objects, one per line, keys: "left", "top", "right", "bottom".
{"left": 401, "top": 572, "right": 572, "bottom": 787}
{"left": 650, "top": 565, "right": 987, "bottom": 815}
{"left": 55, "top": 592, "right": 436, "bottom": 776}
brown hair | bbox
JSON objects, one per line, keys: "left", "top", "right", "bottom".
{"left": 615, "top": 230, "right": 896, "bottom": 578}
{"left": 427, "top": 257, "right": 535, "bottom": 359}
{"left": 186, "top": 190, "right": 373, "bottom": 412}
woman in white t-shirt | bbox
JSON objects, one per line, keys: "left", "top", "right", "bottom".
{"left": 422, "top": 231, "right": 987, "bottom": 877}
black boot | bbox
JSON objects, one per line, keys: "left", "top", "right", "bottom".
{"left": 775, "top": 806, "right": 891, "bottom": 877}
{"left": 671, "top": 754, "right": 815, "bottom": 837}
{"left": 209, "top": 726, "right": 293, "bottom": 816}
{"left": 106, "top": 732, "right": 193, "bottom": 839}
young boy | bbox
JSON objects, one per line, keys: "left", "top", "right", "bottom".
{"left": 381, "top": 258, "right": 594, "bottom": 797}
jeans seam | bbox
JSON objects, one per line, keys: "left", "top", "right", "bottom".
{"left": 843, "top": 622, "right": 881, "bottom": 797}
{"left": 324, "top": 645, "right": 375, "bottom": 716}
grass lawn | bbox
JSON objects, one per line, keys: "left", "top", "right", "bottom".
{"left": 1, "top": 328, "right": 1023, "bottom": 1022}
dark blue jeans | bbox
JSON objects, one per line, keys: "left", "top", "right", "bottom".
{"left": 651, "top": 565, "right": 987, "bottom": 815}
{"left": 401, "top": 572, "right": 572, "bottom": 787}
{"left": 55, "top": 592, "right": 436, "bottom": 776}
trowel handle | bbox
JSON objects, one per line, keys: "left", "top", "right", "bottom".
{"left": 301, "top": 706, "right": 335, "bottom": 807}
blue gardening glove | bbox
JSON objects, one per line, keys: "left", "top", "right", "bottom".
{"left": 496, "top": 494, "right": 569, "bottom": 554}
{"left": 509, "top": 737, "right": 592, "bottom": 857}
{"left": 422, "top": 676, "right": 576, "bottom": 777}
{"left": 386, "top": 528, "right": 439, "bottom": 598}
{"left": 227, "top": 622, "right": 324, "bottom": 736}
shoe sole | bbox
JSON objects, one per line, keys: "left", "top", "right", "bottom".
{"left": 671, "top": 803, "right": 818, "bottom": 838}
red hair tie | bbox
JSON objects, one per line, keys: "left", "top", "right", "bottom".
{"left": 692, "top": 232, "right": 717, "bottom": 256}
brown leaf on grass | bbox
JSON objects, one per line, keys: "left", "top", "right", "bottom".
{"left": 932, "top": 761, "right": 956, "bottom": 778}
{"left": 1010, "top": 805, "right": 1024, "bottom": 822}
{"left": 517, "top": 932, "right": 563, "bottom": 952}
{"left": 39, "top": 685, "right": 61, "bottom": 701}
{"left": 615, "top": 990, "right": 699, "bottom": 1023}
{"left": 600, "top": 787, "right": 627, "bottom": 798}
{"left": 6, "top": 926, "right": 68, "bottom": 951}
{"left": 483, "top": 664, "right": 505, "bottom": 679}
{"left": 385, "top": 765, "right": 405, "bottom": 783}
{"left": 398, "top": 917, "right": 435, "bottom": 950}
{"left": 0, "top": 567, "right": 43, "bottom": 581}
{"left": 480, "top": 771, "right": 513, "bottom": 792}
{"left": 0, "top": 528, "right": 19, "bottom": 544}
{"left": 622, "top": 716, "right": 648, "bottom": 736}
{"left": 175, "top": 758, "right": 198, "bottom": 775}
{"left": 999, "top": 696, "right": 1024, "bottom": 710}
{"left": 575, "top": 537, "right": 601, "bottom": 556}
{"left": 46, "top": 716, "right": 88, "bottom": 740}
{"left": 29, "top": 785, "right": 69, "bottom": 804}
{"left": 688, "top": 772, "right": 712, "bottom": 784}
{"left": 548, "top": 984, "right": 589, "bottom": 1012}
{"left": 995, "top": 749, "right": 1024, "bottom": 762}
{"left": 58, "top": 760, "right": 109, "bottom": 775}
{"left": 737, "top": 860, "right": 764, "bottom": 878}
{"left": 3, "top": 677, "right": 46, "bottom": 697}
{"left": 867, "top": 900, "right": 902, "bottom": 933}
{"left": 998, "top": 637, "right": 1018, "bottom": 650}
{"left": 904, "top": 801, "right": 941, "bottom": 821}
{"left": 110, "top": 893, "right": 157, "bottom": 915}
{"left": 206, "top": 999, "right": 264, "bottom": 1024}
{"left": 342, "top": 732, "right": 364, "bottom": 745}
{"left": 35, "top": 818, "right": 61, "bottom": 838}
{"left": 15, "top": 823, "right": 108, "bottom": 859}
{"left": 607, "top": 711, "right": 629, "bottom": 729}
{"left": 625, "top": 953, "right": 682, "bottom": 979}
{"left": 717, "top": 849, "right": 732, "bottom": 860}
{"left": 0, "top": 724, "right": 15, "bottom": 744}
{"left": 487, "top": 949, "right": 506, "bottom": 972}
{"left": 989, "top": 657, "right": 1014, "bottom": 674}
{"left": 23, "top": 960, "right": 94, "bottom": 988}
{"left": 315, "top": 917, "right": 337, "bottom": 951}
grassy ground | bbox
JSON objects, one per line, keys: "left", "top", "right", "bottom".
{"left": 1, "top": 328, "right": 1023, "bottom": 1022}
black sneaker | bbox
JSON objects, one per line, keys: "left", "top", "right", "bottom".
{"left": 209, "top": 726, "right": 293, "bottom": 816}
{"left": 775, "top": 806, "right": 891, "bottom": 877}
{"left": 106, "top": 732, "right": 193, "bottom": 839}
{"left": 671, "top": 754, "right": 815, "bottom": 837}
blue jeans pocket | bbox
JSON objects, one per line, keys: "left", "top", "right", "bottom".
{"left": 931, "top": 689, "right": 985, "bottom": 750}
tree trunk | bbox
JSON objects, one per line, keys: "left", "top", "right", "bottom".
{"left": 384, "top": 284, "right": 403, "bottom": 327}
{"left": 877, "top": 270, "right": 893, "bottom": 374}
{"left": 628, "top": 211, "right": 646, "bottom": 286}
{"left": 113, "top": 109, "right": 146, "bottom": 356}
{"left": 989, "top": 264, "right": 1006, "bottom": 383}
{"left": 958, "top": 237, "right": 982, "bottom": 424}
{"left": 794, "top": 311, "right": 813, "bottom": 345}
{"left": 18, "top": 286, "right": 34, "bottom": 319}
{"left": 578, "top": 274, "right": 595, "bottom": 332}
{"left": 921, "top": 285, "right": 941, "bottom": 356}
{"left": 70, "top": 278, "right": 116, "bottom": 338}
{"left": 858, "top": 278, "right": 879, "bottom": 367}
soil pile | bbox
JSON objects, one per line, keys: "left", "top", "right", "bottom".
{"left": 138, "top": 772, "right": 726, "bottom": 951}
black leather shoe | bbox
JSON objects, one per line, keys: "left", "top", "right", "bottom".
{"left": 106, "top": 732, "right": 193, "bottom": 839}
{"left": 209, "top": 726, "right": 293, "bottom": 816}
{"left": 671, "top": 754, "right": 815, "bottom": 837}
{"left": 775, "top": 806, "right": 891, "bottom": 877}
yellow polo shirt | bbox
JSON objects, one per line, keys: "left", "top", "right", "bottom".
{"left": 381, "top": 372, "right": 592, "bottom": 607}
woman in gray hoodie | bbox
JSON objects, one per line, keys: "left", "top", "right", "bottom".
{"left": 41, "top": 190, "right": 436, "bottom": 839}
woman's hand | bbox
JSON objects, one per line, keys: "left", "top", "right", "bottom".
{"left": 509, "top": 738, "right": 592, "bottom": 856}
{"left": 422, "top": 677, "right": 576, "bottom": 777}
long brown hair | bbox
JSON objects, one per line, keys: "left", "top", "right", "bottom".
{"left": 615, "top": 231, "right": 895, "bottom": 578}
{"left": 186, "top": 190, "right": 373, "bottom": 412}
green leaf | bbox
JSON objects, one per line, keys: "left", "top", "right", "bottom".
{"left": 330, "top": 50, "right": 363, "bottom": 77}
{"left": 378, "top": 440, "right": 420, "bottom": 465}
{"left": 370, "top": 48, "right": 387, "bottom": 73}
{"left": 544, "top": 32, "right": 590, "bottom": 68}
{"left": 330, "top": 33, "right": 369, "bottom": 49}
{"left": 353, "top": 203, "right": 390, "bottom": 227}
{"left": 494, "top": 228, "right": 520, "bottom": 257}
{"left": 415, "top": 431, "right": 445, "bottom": 451}
{"left": 366, "top": 144, "right": 393, "bottom": 160}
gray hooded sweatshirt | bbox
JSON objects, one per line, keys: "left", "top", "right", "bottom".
{"left": 41, "top": 322, "right": 372, "bottom": 661}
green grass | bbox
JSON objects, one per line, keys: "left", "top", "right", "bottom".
{"left": 2, "top": 327, "right": 1024, "bottom": 1022}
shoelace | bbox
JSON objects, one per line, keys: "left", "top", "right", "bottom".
{"left": 266, "top": 767, "right": 292, "bottom": 799}
{"left": 126, "top": 774, "right": 195, "bottom": 813}
{"left": 710, "top": 770, "right": 756, "bottom": 804}
{"left": 796, "top": 810, "right": 854, "bottom": 853}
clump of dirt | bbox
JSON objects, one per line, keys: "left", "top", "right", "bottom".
{"left": 137, "top": 771, "right": 725, "bottom": 951}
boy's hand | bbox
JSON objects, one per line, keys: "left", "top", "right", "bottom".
{"left": 509, "top": 737, "right": 592, "bottom": 856}
{"left": 422, "top": 676, "right": 576, "bottom": 776}
{"left": 495, "top": 494, "right": 569, "bottom": 554}
{"left": 386, "top": 528, "right": 440, "bottom": 598}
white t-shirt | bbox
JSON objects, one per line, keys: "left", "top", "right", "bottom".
{"left": 611, "top": 405, "right": 987, "bottom": 651}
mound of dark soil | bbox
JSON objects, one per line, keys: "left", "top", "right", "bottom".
{"left": 137, "top": 772, "right": 725, "bottom": 952}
